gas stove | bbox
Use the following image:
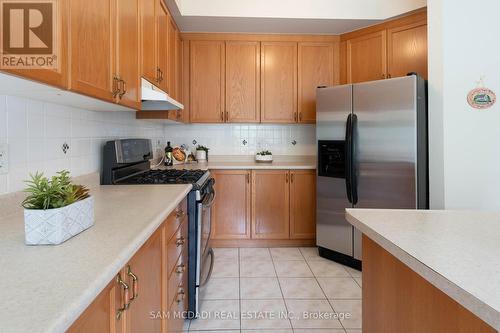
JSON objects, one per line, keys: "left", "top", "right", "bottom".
{"left": 119, "top": 169, "right": 208, "bottom": 187}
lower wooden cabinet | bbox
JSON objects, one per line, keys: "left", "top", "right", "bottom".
{"left": 290, "top": 170, "right": 316, "bottom": 239}
{"left": 251, "top": 170, "right": 291, "bottom": 239}
{"left": 211, "top": 170, "right": 251, "bottom": 240}
{"left": 211, "top": 169, "right": 316, "bottom": 243}
{"left": 68, "top": 198, "right": 188, "bottom": 333}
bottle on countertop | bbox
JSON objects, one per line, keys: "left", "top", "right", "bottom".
{"left": 164, "top": 141, "right": 173, "bottom": 166}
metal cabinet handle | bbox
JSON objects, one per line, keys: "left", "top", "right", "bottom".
{"left": 176, "top": 209, "right": 185, "bottom": 220}
{"left": 176, "top": 236, "right": 185, "bottom": 247}
{"left": 285, "top": 174, "right": 289, "bottom": 183}
{"left": 387, "top": 73, "right": 392, "bottom": 79}
{"left": 291, "top": 173, "right": 294, "bottom": 183}
{"left": 118, "top": 79, "right": 126, "bottom": 98}
{"left": 127, "top": 265, "right": 138, "bottom": 302}
{"left": 382, "top": 73, "right": 386, "bottom": 79}
{"left": 112, "top": 76, "right": 120, "bottom": 97}
{"left": 298, "top": 112, "right": 302, "bottom": 122}
{"left": 246, "top": 173, "right": 249, "bottom": 184}
{"left": 220, "top": 111, "right": 224, "bottom": 122}
{"left": 176, "top": 286, "right": 185, "bottom": 303}
{"left": 176, "top": 263, "right": 185, "bottom": 274}
{"left": 116, "top": 274, "right": 130, "bottom": 319}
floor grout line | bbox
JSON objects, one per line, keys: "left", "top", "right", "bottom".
{"left": 269, "top": 247, "right": 294, "bottom": 331}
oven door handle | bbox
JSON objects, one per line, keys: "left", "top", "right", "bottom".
{"left": 199, "top": 248, "right": 214, "bottom": 287}
{"left": 202, "top": 189, "right": 216, "bottom": 208}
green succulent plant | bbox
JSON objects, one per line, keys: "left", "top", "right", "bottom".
{"left": 256, "top": 150, "right": 272, "bottom": 156}
{"left": 21, "top": 170, "right": 90, "bottom": 210}
{"left": 196, "top": 145, "right": 209, "bottom": 151}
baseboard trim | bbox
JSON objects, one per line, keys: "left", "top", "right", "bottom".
{"left": 318, "top": 246, "right": 362, "bottom": 271}
{"left": 211, "top": 239, "right": 316, "bottom": 248}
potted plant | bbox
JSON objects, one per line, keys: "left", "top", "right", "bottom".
{"left": 22, "top": 170, "right": 94, "bottom": 245}
{"left": 196, "top": 145, "right": 209, "bottom": 161}
{"left": 255, "top": 150, "right": 273, "bottom": 163}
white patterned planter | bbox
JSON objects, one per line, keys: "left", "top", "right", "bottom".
{"left": 24, "top": 196, "right": 94, "bottom": 245}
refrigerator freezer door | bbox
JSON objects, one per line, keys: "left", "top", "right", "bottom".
{"left": 316, "top": 85, "right": 354, "bottom": 256}
{"left": 353, "top": 76, "right": 418, "bottom": 211}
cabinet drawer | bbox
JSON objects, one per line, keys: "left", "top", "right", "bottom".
{"left": 168, "top": 267, "right": 188, "bottom": 333}
{"left": 168, "top": 249, "right": 188, "bottom": 308}
{"left": 167, "top": 220, "right": 188, "bottom": 276}
{"left": 164, "top": 198, "right": 188, "bottom": 241}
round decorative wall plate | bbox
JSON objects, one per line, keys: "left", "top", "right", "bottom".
{"left": 467, "top": 88, "right": 496, "bottom": 109}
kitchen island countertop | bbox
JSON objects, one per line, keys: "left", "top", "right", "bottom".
{"left": 0, "top": 179, "right": 191, "bottom": 333}
{"left": 346, "top": 209, "right": 500, "bottom": 330}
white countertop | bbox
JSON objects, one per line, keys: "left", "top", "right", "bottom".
{"left": 155, "top": 155, "right": 316, "bottom": 170}
{"left": 0, "top": 181, "right": 192, "bottom": 333}
{"left": 346, "top": 209, "right": 500, "bottom": 330}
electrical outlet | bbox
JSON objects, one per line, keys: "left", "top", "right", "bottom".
{"left": 0, "top": 143, "right": 8, "bottom": 175}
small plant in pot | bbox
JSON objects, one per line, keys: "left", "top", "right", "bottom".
{"left": 22, "top": 170, "right": 94, "bottom": 245}
{"left": 195, "top": 145, "right": 209, "bottom": 161}
{"left": 255, "top": 150, "right": 273, "bottom": 163}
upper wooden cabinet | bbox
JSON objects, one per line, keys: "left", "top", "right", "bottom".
{"left": 69, "top": 0, "right": 114, "bottom": 102}
{"left": 260, "top": 42, "right": 298, "bottom": 123}
{"left": 189, "top": 40, "right": 225, "bottom": 123}
{"left": 347, "top": 31, "right": 387, "bottom": 83}
{"left": 140, "top": 0, "right": 157, "bottom": 84}
{"left": 2, "top": 1, "right": 69, "bottom": 89}
{"left": 126, "top": 229, "right": 162, "bottom": 333}
{"left": 387, "top": 21, "right": 428, "bottom": 79}
{"left": 251, "top": 170, "right": 290, "bottom": 239}
{"left": 115, "top": 0, "right": 141, "bottom": 109}
{"left": 290, "top": 170, "right": 316, "bottom": 239}
{"left": 168, "top": 17, "right": 178, "bottom": 98}
{"left": 298, "top": 42, "right": 334, "bottom": 123}
{"left": 211, "top": 170, "right": 251, "bottom": 240}
{"left": 156, "top": 1, "right": 169, "bottom": 91}
{"left": 225, "top": 41, "right": 261, "bottom": 123}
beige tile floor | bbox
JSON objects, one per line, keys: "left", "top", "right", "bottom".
{"left": 186, "top": 247, "right": 362, "bottom": 333}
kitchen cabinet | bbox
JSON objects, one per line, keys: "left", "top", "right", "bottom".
{"left": 140, "top": 0, "right": 158, "bottom": 84}
{"left": 251, "top": 170, "right": 290, "bottom": 239}
{"left": 168, "top": 17, "right": 178, "bottom": 98}
{"left": 346, "top": 31, "right": 387, "bottom": 83}
{"left": 298, "top": 42, "right": 334, "bottom": 123}
{"left": 115, "top": 0, "right": 141, "bottom": 109}
{"left": 156, "top": 0, "right": 169, "bottom": 92}
{"left": 68, "top": 280, "right": 123, "bottom": 333}
{"left": 69, "top": 0, "right": 114, "bottom": 102}
{"left": 1, "top": 1, "right": 69, "bottom": 89}
{"left": 211, "top": 170, "right": 251, "bottom": 240}
{"left": 225, "top": 41, "right": 261, "bottom": 123}
{"left": 387, "top": 21, "right": 428, "bottom": 79}
{"left": 125, "top": 229, "right": 162, "bottom": 333}
{"left": 260, "top": 42, "right": 298, "bottom": 123}
{"left": 189, "top": 40, "right": 225, "bottom": 123}
{"left": 290, "top": 170, "right": 316, "bottom": 239}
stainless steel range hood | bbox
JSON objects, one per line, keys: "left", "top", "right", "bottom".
{"left": 140, "top": 78, "right": 184, "bottom": 111}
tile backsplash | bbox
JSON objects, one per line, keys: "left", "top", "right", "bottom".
{"left": 164, "top": 124, "right": 316, "bottom": 156}
{"left": 0, "top": 95, "right": 165, "bottom": 194}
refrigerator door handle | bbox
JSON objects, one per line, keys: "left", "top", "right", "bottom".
{"left": 345, "top": 114, "right": 353, "bottom": 204}
{"left": 351, "top": 113, "right": 358, "bottom": 205}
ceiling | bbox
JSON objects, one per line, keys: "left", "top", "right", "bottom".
{"left": 165, "top": 0, "right": 427, "bottom": 34}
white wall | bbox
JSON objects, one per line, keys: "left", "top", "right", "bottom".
{"left": 164, "top": 124, "right": 316, "bottom": 156}
{"left": 428, "top": 0, "right": 500, "bottom": 209}
{"left": 0, "top": 95, "right": 165, "bottom": 194}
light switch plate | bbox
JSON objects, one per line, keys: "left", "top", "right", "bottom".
{"left": 0, "top": 143, "right": 8, "bottom": 175}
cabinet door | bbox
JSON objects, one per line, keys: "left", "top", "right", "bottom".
{"left": 156, "top": 1, "right": 169, "bottom": 92}
{"left": 347, "top": 31, "right": 387, "bottom": 83}
{"left": 387, "top": 22, "right": 428, "bottom": 79}
{"left": 211, "top": 170, "right": 251, "bottom": 240}
{"left": 225, "top": 41, "right": 260, "bottom": 123}
{"left": 68, "top": 280, "right": 124, "bottom": 333}
{"left": 290, "top": 170, "right": 316, "bottom": 239}
{"left": 251, "top": 170, "right": 290, "bottom": 239}
{"left": 168, "top": 17, "right": 177, "bottom": 98}
{"left": 298, "top": 42, "right": 334, "bottom": 123}
{"left": 116, "top": 0, "right": 140, "bottom": 109}
{"left": 2, "top": 0, "right": 68, "bottom": 89}
{"left": 126, "top": 229, "right": 162, "bottom": 333}
{"left": 69, "top": 0, "right": 114, "bottom": 101}
{"left": 261, "top": 42, "right": 297, "bottom": 123}
{"left": 140, "top": 0, "right": 157, "bottom": 84}
{"left": 190, "top": 41, "right": 225, "bottom": 123}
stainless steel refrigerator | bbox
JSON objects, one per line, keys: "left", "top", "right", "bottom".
{"left": 316, "top": 75, "right": 428, "bottom": 269}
